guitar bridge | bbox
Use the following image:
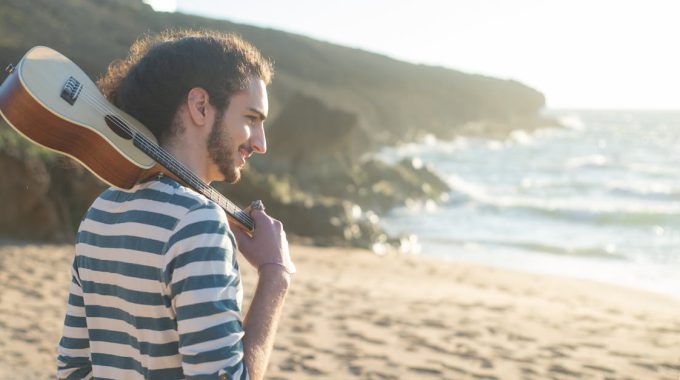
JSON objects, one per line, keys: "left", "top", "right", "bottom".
{"left": 60, "top": 76, "right": 82, "bottom": 105}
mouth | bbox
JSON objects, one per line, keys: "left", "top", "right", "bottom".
{"left": 237, "top": 146, "right": 252, "bottom": 167}
{"left": 240, "top": 145, "right": 254, "bottom": 157}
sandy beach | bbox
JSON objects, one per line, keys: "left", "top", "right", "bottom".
{"left": 0, "top": 242, "right": 679, "bottom": 380}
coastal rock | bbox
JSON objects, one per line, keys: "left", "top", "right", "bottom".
{"left": 247, "top": 92, "right": 452, "bottom": 214}
{"left": 0, "top": 123, "right": 107, "bottom": 242}
{"left": 348, "top": 158, "right": 451, "bottom": 212}
{"left": 0, "top": 150, "right": 64, "bottom": 241}
{"left": 220, "top": 170, "right": 383, "bottom": 248}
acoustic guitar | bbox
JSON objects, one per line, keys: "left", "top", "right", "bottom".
{"left": 0, "top": 46, "right": 255, "bottom": 233}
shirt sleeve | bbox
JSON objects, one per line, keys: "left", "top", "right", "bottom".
{"left": 162, "top": 203, "right": 249, "bottom": 380}
{"left": 57, "top": 260, "right": 93, "bottom": 379}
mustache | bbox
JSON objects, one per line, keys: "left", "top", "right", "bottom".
{"left": 239, "top": 144, "right": 254, "bottom": 155}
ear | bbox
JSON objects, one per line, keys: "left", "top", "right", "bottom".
{"left": 186, "top": 87, "right": 211, "bottom": 126}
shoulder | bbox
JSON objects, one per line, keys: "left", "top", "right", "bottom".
{"left": 92, "top": 177, "right": 211, "bottom": 218}
{"left": 155, "top": 177, "right": 217, "bottom": 214}
{"left": 156, "top": 179, "right": 235, "bottom": 250}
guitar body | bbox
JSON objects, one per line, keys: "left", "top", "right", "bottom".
{"left": 0, "top": 46, "right": 157, "bottom": 189}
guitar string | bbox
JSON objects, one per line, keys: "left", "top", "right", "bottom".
{"left": 73, "top": 86, "right": 253, "bottom": 227}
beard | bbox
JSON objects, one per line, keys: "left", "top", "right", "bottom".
{"left": 207, "top": 112, "right": 241, "bottom": 184}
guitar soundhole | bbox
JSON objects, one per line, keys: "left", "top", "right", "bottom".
{"left": 105, "top": 114, "right": 133, "bottom": 140}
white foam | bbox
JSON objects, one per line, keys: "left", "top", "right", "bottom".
{"left": 557, "top": 114, "right": 586, "bottom": 130}
{"left": 565, "top": 154, "right": 609, "bottom": 169}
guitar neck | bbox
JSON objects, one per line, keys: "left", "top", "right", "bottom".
{"left": 131, "top": 134, "right": 255, "bottom": 233}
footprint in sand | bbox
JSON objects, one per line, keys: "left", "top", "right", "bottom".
{"left": 549, "top": 364, "right": 582, "bottom": 377}
{"left": 422, "top": 318, "right": 447, "bottom": 329}
{"left": 373, "top": 316, "right": 393, "bottom": 327}
{"left": 609, "top": 350, "right": 643, "bottom": 359}
{"left": 582, "top": 364, "right": 615, "bottom": 374}
{"left": 408, "top": 366, "right": 443, "bottom": 376}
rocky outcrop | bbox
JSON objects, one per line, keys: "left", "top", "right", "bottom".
{"left": 0, "top": 149, "right": 61, "bottom": 241}
{"left": 0, "top": 117, "right": 451, "bottom": 248}
{"left": 217, "top": 93, "right": 453, "bottom": 247}
{"left": 0, "top": 142, "right": 105, "bottom": 242}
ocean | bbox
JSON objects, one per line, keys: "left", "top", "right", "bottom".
{"left": 377, "top": 110, "right": 680, "bottom": 298}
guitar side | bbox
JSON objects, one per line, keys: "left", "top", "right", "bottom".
{"left": 0, "top": 46, "right": 157, "bottom": 189}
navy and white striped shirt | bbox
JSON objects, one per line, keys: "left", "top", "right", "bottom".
{"left": 57, "top": 177, "right": 248, "bottom": 379}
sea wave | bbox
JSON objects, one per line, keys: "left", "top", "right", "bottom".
{"left": 564, "top": 154, "right": 610, "bottom": 169}
{"left": 606, "top": 180, "right": 680, "bottom": 201}
{"left": 446, "top": 174, "right": 680, "bottom": 226}
{"left": 627, "top": 162, "right": 680, "bottom": 177}
{"left": 424, "top": 236, "right": 626, "bottom": 260}
{"left": 555, "top": 114, "right": 586, "bottom": 130}
{"left": 379, "top": 111, "right": 680, "bottom": 297}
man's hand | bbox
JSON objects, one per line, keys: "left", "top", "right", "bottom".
{"left": 231, "top": 206, "right": 294, "bottom": 380}
{"left": 232, "top": 207, "right": 296, "bottom": 274}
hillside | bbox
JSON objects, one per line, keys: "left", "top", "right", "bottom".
{"left": 0, "top": 0, "right": 552, "bottom": 246}
{"left": 0, "top": 0, "right": 546, "bottom": 141}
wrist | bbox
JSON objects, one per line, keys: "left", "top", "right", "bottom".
{"left": 257, "top": 263, "right": 292, "bottom": 289}
{"left": 258, "top": 262, "right": 294, "bottom": 275}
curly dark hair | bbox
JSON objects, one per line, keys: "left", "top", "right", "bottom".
{"left": 98, "top": 29, "right": 273, "bottom": 144}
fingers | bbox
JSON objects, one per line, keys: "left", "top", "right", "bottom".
{"left": 227, "top": 218, "right": 247, "bottom": 233}
{"left": 249, "top": 208, "right": 279, "bottom": 228}
{"left": 232, "top": 205, "right": 292, "bottom": 272}
{"left": 232, "top": 208, "right": 274, "bottom": 248}
{"left": 232, "top": 226, "right": 252, "bottom": 251}
{"left": 229, "top": 205, "right": 265, "bottom": 234}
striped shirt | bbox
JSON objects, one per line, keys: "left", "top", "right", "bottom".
{"left": 57, "top": 177, "right": 249, "bottom": 380}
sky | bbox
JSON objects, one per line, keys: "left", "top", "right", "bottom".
{"left": 144, "top": 0, "right": 680, "bottom": 110}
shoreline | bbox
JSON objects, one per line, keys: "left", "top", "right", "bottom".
{"left": 405, "top": 245, "right": 680, "bottom": 302}
{"left": 1, "top": 242, "right": 679, "bottom": 379}
{"left": 377, "top": 110, "right": 680, "bottom": 310}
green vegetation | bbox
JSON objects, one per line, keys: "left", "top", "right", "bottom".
{"left": 0, "top": 123, "right": 58, "bottom": 161}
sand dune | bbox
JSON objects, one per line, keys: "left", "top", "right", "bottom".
{"left": 0, "top": 243, "right": 679, "bottom": 379}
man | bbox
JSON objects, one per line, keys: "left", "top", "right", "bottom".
{"left": 57, "top": 30, "right": 294, "bottom": 379}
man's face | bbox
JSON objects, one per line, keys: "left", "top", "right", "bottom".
{"left": 207, "top": 77, "right": 268, "bottom": 183}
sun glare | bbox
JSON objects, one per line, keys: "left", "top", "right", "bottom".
{"left": 174, "top": 0, "right": 680, "bottom": 110}
{"left": 143, "top": 0, "right": 177, "bottom": 12}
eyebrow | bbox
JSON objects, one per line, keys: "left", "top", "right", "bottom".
{"left": 248, "top": 107, "right": 267, "bottom": 121}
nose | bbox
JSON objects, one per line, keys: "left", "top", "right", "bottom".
{"left": 250, "top": 125, "right": 267, "bottom": 154}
